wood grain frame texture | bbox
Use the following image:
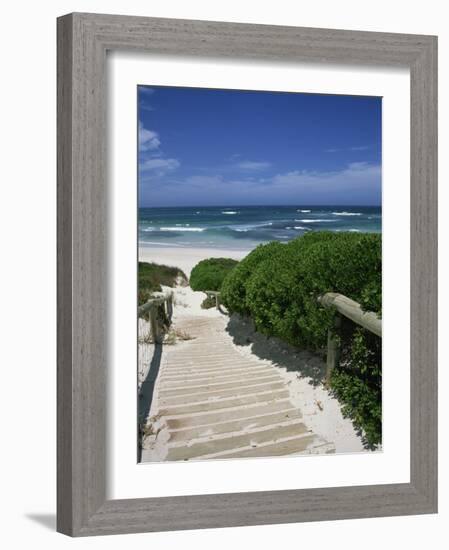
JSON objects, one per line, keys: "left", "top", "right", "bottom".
{"left": 57, "top": 12, "right": 438, "bottom": 537}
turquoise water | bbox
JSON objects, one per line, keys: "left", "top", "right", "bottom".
{"left": 139, "top": 205, "right": 381, "bottom": 251}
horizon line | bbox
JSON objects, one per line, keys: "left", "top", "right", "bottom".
{"left": 139, "top": 203, "right": 382, "bottom": 209}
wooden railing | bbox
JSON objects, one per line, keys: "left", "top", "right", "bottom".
{"left": 204, "top": 290, "right": 229, "bottom": 315}
{"left": 138, "top": 290, "right": 174, "bottom": 344}
{"left": 318, "top": 292, "right": 382, "bottom": 383}
{"left": 205, "top": 290, "right": 221, "bottom": 310}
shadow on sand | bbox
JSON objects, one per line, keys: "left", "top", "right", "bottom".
{"left": 225, "top": 314, "right": 326, "bottom": 386}
{"left": 138, "top": 343, "right": 163, "bottom": 462}
{"left": 226, "top": 315, "right": 376, "bottom": 450}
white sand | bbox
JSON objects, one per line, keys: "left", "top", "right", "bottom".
{"left": 138, "top": 245, "right": 373, "bottom": 455}
{"left": 139, "top": 246, "right": 250, "bottom": 277}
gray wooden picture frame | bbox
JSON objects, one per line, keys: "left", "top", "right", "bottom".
{"left": 57, "top": 12, "right": 438, "bottom": 537}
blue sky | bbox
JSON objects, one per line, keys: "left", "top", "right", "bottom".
{"left": 138, "top": 86, "right": 381, "bottom": 207}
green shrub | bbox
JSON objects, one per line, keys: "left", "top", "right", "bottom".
{"left": 224, "top": 232, "right": 381, "bottom": 348}
{"left": 220, "top": 231, "right": 382, "bottom": 446}
{"left": 331, "top": 326, "right": 382, "bottom": 448}
{"left": 200, "top": 295, "right": 217, "bottom": 309}
{"left": 138, "top": 262, "right": 187, "bottom": 306}
{"left": 220, "top": 242, "right": 284, "bottom": 314}
{"left": 190, "top": 257, "right": 239, "bottom": 292}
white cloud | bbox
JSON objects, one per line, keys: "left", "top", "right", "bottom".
{"left": 140, "top": 103, "right": 155, "bottom": 113}
{"left": 270, "top": 162, "right": 381, "bottom": 202}
{"left": 139, "top": 87, "right": 155, "bottom": 96}
{"left": 236, "top": 160, "right": 272, "bottom": 171}
{"left": 228, "top": 153, "right": 241, "bottom": 161}
{"left": 347, "top": 161, "right": 373, "bottom": 170}
{"left": 138, "top": 122, "right": 160, "bottom": 152}
{"left": 141, "top": 158, "right": 180, "bottom": 173}
{"left": 138, "top": 121, "right": 180, "bottom": 176}
{"left": 350, "top": 145, "right": 370, "bottom": 151}
{"left": 140, "top": 162, "right": 380, "bottom": 206}
{"left": 272, "top": 162, "right": 380, "bottom": 186}
{"left": 326, "top": 146, "right": 371, "bottom": 153}
{"left": 194, "top": 158, "right": 272, "bottom": 174}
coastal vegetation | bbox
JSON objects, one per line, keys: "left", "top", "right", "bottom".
{"left": 190, "top": 257, "right": 239, "bottom": 293}
{"left": 220, "top": 231, "right": 382, "bottom": 447}
{"left": 190, "top": 257, "right": 239, "bottom": 310}
{"left": 200, "top": 294, "right": 218, "bottom": 310}
{"left": 138, "top": 261, "right": 187, "bottom": 306}
{"left": 142, "top": 233, "right": 382, "bottom": 447}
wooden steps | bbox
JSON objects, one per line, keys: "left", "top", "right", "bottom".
{"left": 141, "top": 315, "right": 334, "bottom": 461}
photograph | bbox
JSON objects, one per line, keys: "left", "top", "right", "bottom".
{"left": 137, "top": 85, "right": 382, "bottom": 462}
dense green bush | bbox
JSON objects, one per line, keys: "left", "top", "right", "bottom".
{"left": 222, "top": 232, "right": 381, "bottom": 346}
{"left": 190, "top": 257, "right": 239, "bottom": 292}
{"left": 220, "top": 231, "right": 382, "bottom": 446}
{"left": 331, "top": 326, "right": 381, "bottom": 448}
{"left": 220, "top": 241, "right": 284, "bottom": 314}
{"left": 138, "top": 262, "right": 187, "bottom": 306}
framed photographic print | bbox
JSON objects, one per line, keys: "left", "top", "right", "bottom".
{"left": 57, "top": 13, "right": 437, "bottom": 536}
{"left": 136, "top": 85, "right": 382, "bottom": 463}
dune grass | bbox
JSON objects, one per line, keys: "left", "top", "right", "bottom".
{"left": 138, "top": 261, "right": 187, "bottom": 306}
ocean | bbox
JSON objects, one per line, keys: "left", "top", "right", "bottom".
{"left": 139, "top": 205, "right": 381, "bottom": 250}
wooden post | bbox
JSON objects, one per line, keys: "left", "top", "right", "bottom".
{"left": 317, "top": 292, "right": 382, "bottom": 386}
{"left": 138, "top": 291, "right": 174, "bottom": 344}
{"left": 149, "top": 304, "right": 162, "bottom": 344}
{"left": 318, "top": 292, "right": 381, "bottom": 337}
{"left": 166, "top": 292, "right": 173, "bottom": 322}
{"left": 326, "top": 314, "right": 341, "bottom": 385}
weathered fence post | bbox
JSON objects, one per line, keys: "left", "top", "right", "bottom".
{"left": 166, "top": 292, "right": 173, "bottom": 321}
{"left": 326, "top": 314, "right": 341, "bottom": 385}
{"left": 318, "top": 291, "right": 382, "bottom": 386}
{"left": 204, "top": 290, "right": 228, "bottom": 314}
{"left": 149, "top": 304, "right": 162, "bottom": 344}
{"left": 138, "top": 291, "right": 175, "bottom": 345}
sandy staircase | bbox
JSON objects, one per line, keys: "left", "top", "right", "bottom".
{"left": 141, "top": 314, "right": 334, "bottom": 462}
